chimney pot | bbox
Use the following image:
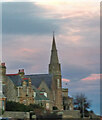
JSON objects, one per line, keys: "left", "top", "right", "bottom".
{"left": 19, "top": 69, "right": 24, "bottom": 73}
{"left": 1, "top": 63, "right": 5, "bottom": 67}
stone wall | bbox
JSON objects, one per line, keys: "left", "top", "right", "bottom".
{"left": 2, "top": 111, "right": 30, "bottom": 119}
{"left": 4, "top": 77, "right": 17, "bottom": 102}
{"left": 62, "top": 110, "right": 81, "bottom": 118}
{"left": 62, "top": 88, "right": 68, "bottom": 97}
{"left": 18, "top": 85, "right": 34, "bottom": 105}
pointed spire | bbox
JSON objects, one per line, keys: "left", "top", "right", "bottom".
{"left": 49, "top": 32, "right": 61, "bottom": 75}
{"left": 50, "top": 32, "right": 59, "bottom": 64}
{"left": 52, "top": 31, "right": 57, "bottom": 50}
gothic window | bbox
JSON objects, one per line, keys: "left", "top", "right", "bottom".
{"left": 57, "top": 79, "right": 60, "bottom": 88}
{"left": 34, "top": 92, "right": 36, "bottom": 98}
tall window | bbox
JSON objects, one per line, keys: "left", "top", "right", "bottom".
{"left": 34, "top": 92, "right": 36, "bottom": 98}
{"left": 57, "top": 79, "right": 60, "bottom": 88}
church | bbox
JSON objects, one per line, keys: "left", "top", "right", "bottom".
{"left": 1, "top": 34, "right": 73, "bottom": 111}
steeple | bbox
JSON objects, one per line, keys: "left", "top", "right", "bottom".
{"left": 50, "top": 32, "right": 59, "bottom": 64}
{"left": 49, "top": 33, "right": 63, "bottom": 110}
{"left": 49, "top": 33, "right": 61, "bottom": 75}
{"left": 52, "top": 32, "right": 57, "bottom": 50}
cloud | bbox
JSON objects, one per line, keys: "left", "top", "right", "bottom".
{"left": 2, "top": 2, "right": 100, "bottom": 88}
{"left": 82, "top": 74, "right": 101, "bottom": 81}
{"left": 62, "top": 78, "right": 70, "bottom": 82}
{"left": 66, "top": 73, "right": 100, "bottom": 94}
{"left": 2, "top": 34, "right": 100, "bottom": 81}
{"left": 2, "top": 34, "right": 53, "bottom": 74}
{"left": 2, "top": 2, "right": 60, "bottom": 35}
{"left": 2, "top": 0, "right": 101, "bottom": 2}
{"left": 2, "top": 1, "right": 100, "bottom": 48}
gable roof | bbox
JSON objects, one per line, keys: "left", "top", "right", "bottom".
{"left": 6, "top": 74, "right": 53, "bottom": 89}
{"left": 25, "top": 74, "right": 52, "bottom": 89}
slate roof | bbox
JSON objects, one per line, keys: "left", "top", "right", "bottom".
{"left": 7, "top": 75, "right": 22, "bottom": 86}
{"left": 6, "top": 74, "right": 53, "bottom": 89}
{"left": 25, "top": 74, "right": 53, "bottom": 89}
{"left": 32, "top": 85, "right": 40, "bottom": 92}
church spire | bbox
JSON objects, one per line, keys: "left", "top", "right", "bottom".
{"left": 50, "top": 32, "right": 59, "bottom": 64}
{"left": 49, "top": 32, "right": 61, "bottom": 75}
{"left": 49, "top": 33, "right": 62, "bottom": 110}
{"left": 52, "top": 32, "right": 57, "bottom": 50}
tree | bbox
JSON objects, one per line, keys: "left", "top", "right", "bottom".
{"left": 74, "top": 93, "right": 91, "bottom": 118}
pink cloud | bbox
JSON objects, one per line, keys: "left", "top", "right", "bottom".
{"left": 62, "top": 78, "right": 70, "bottom": 82}
{"left": 21, "top": 48, "right": 34, "bottom": 53}
{"left": 81, "top": 74, "right": 102, "bottom": 81}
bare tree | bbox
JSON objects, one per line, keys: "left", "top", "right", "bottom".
{"left": 74, "top": 93, "right": 91, "bottom": 118}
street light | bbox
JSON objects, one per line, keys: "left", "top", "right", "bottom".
{"left": 82, "top": 99, "right": 84, "bottom": 118}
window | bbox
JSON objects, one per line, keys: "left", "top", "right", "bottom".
{"left": 44, "top": 92, "right": 47, "bottom": 97}
{"left": 23, "top": 100, "right": 26, "bottom": 105}
{"left": 34, "top": 92, "right": 36, "bottom": 98}
{"left": 40, "top": 89, "right": 47, "bottom": 97}
{"left": 46, "top": 103, "right": 49, "bottom": 110}
{"left": 40, "top": 92, "right": 47, "bottom": 97}
{"left": 57, "top": 79, "right": 60, "bottom": 88}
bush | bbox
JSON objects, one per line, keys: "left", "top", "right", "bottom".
{"left": 53, "top": 106, "right": 58, "bottom": 110}
{"left": 6, "top": 101, "right": 44, "bottom": 112}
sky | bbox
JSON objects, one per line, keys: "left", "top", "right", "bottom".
{"left": 1, "top": 0, "right": 101, "bottom": 115}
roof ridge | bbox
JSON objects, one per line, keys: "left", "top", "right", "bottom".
{"left": 6, "top": 74, "right": 19, "bottom": 76}
{"left": 25, "top": 74, "right": 49, "bottom": 76}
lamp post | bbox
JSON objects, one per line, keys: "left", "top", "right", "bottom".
{"left": 82, "top": 99, "right": 84, "bottom": 118}
{"left": 65, "top": 82, "right": 68, "bottom": 89}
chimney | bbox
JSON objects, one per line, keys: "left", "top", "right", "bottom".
{"left": 1, "top": 63, "right": 6, "bottom": 75}
{"left": 28, "top": 78, "right": 31, "bottom": 87}
{"left": 18, "top": 69, "right": 25, "bottom": 77}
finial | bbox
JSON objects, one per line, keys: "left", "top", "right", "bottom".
{"left": 53, "top": 31, "right": 55, "bottom": 41}
{"left": 53, "top": 31, "right": 55, "bottom": 36}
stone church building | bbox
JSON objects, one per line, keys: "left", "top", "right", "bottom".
{"left": 1, "top": 34, "right": 73, "bottom": 111}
